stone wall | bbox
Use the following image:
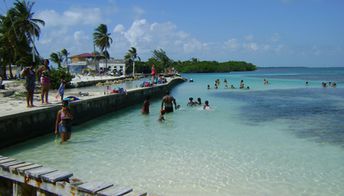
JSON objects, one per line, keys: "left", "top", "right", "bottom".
{"left": 0, "top": 78, "right": 184, "bottom": 149}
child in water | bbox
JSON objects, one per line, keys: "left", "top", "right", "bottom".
{"left": 159, "top": 109, "right": 166, "bottom": 122}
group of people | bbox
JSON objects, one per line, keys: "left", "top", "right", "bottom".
{"left": 20, "top": 59, "right": 67, "bottom": 108}
{"left": 321, "top": 81, "right": 337, "bottom": 88}
{"left": 141, "top": 91, "right": 179, "bottom": 122}
{"left": 207, "top": 78, "right": 249, "bottom": 90}
{"left": 187, "top": 97, "right": 210, "bottom": 110}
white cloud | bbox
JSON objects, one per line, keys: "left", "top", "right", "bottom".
{"left": 37, "top": 8, "right": 104, "bottom": 27}
{"left": 114, "top": 24, "right": 125, "bottom": 33}
{"left": 112, "top": 19, "right": 208, "bottom": 57}
{"left": 243, "top": 42, "right": 259, "bottom": 51}
{"left": 225, "top": 39, "right": 239, "bottom": 50}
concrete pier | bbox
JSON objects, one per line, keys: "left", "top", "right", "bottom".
{"left": 0, "top": 77, "right": 185, "bottom": 149}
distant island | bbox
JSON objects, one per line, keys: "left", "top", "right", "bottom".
{"left": 133, "top": 50, "right": 257, "bottom": 74}
{"left": 172, "top": 60, "right": 257, "bottom": 73}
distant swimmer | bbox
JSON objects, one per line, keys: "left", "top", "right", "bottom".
{"left": 203, "top": 100, "right": 211, "bottom": 110}
{"left": 161, "top": 91, "right": 177, "bottom": 113}
{"left": 305, "top": 81, "right": 309, "bottom": 86}
{"left": 187, "top": 97, "right": 195, "bottom": 106}
{"left": 230, "top": 85, "right": 236, "bottom": 89}
{"left": 197, "top": 97, "right": 202, "bottom": 105}
{"left": 207, "top": 84, "right": 210, "bottom": 89}
{"left": 240, "top": 80, "right": 245, "bottom": 89}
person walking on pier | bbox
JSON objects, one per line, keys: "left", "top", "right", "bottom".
{"left": 161, "top": 91, "right": 177, "bottom": 113}
{"left": 55, "top": 100, "right": 73, "bottom": 144}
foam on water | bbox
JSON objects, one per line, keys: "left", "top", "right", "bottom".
{"left": 2, "top": 68, "right": 344, "bottom": 195}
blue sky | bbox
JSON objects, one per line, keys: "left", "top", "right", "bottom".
{"left": 1, "top": 0, "right": 344, "bottom": 67}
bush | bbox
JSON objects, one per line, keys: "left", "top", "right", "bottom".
{"left": 49, "top": 67, "right": 73, "bottom": 89}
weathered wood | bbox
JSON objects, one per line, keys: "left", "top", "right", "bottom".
{"left": 41, "top": 170, "right": 73, "bottom": 183}
{"left": 25, "top": 167, "right": 57, "bottom": 179}
{"left": 17, "top": 164, "right": 42, "bottom": 175}
{"left": 125, "top": 192, "right": 147, "bottom": 196}
{"left": 97, "top": 185, "right": 133, "bottom": 196}
{"left": 0, "top": 160, "right": 25, "bottom": 169}
{"left": 77, "top": 182, "right": 113, "bottom": 194}
{"left": 0, "top": 156, "right": 8, "bottom": 160}
{"left": 9, "top": 162, "right": 33, "bottom": 172}
{"left": 0, "top": 158, "right": 15, "bottom": 164}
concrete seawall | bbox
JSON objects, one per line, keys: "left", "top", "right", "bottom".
{"left": 0, "top": 77, "right": 185, "bottom": 149}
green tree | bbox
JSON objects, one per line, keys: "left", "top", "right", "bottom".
{"left": 0, "top": 0, "right": 44, "bottom": 79}
{"left": 50, "top": 52, "right": 63, "bottom": 68}
{"left": 61, "top": 48, "right": 69, "bottom": 66}
{"left": 152, "top": 49, "right": 172, "bottom": 72}
{"left": 93, "top": 24, "right": 112, "bottom": 69}
{"left": 125, "top": 47, "right": 140, "bottom": 77}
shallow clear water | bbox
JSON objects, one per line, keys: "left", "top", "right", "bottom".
{"left": 2, "top": 67, "right": 344, "bottom": 196}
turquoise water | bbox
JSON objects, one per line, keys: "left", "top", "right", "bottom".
{"left": 2, "top": 67, "right": 344, "bottom": 195}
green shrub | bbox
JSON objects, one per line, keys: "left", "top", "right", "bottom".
{"left": 49, "top": 67, "right": 73, "bottom": 89}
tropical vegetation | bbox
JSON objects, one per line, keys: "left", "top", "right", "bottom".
{"left": 0, "top": 0, "right": 44, "bottom": 79}
{"left": 93, "top": 24, "right": 112, "bottom": 69}
{"left": 124, "top": 47, "right": 140, "bottom": 76}
{"left": 134, "top": 49, "right": 256, "bottom": 73}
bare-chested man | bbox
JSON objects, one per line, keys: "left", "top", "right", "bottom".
{"left": 161, "top": 91, "right": 177, "bottom": 113}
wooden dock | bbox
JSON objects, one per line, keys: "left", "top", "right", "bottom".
{"left": 0, "top": 155, "right": 148, "bottom": 196}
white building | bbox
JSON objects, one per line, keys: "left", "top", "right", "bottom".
{"left": 99, "top": 59, "right": 126, "bottom": 76}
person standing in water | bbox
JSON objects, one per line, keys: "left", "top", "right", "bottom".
{"left": 55, "top": 100, "right": 73, "bottom": 144}
{"left": 161, "top": 91, "right": 177, "bottom": 113}
{"left": 142, "top": 96, "right": 150, "bottom": 114}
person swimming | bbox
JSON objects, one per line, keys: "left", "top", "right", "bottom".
{"left": 187, "top": 97, "right": 195, "bottom": 106}
{"left": 203, "top": 100, "right": 210, "bottom": 110}
{"left": 197, "top": 97, "right": 202, "bottom": 105}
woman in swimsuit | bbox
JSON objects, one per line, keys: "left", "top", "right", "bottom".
{"left": 55, "top": 100, "right": 73, "bottom": 143}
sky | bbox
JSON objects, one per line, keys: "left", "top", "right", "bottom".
{"left": 1, "top": 0, "right": 344, "bottom": 67}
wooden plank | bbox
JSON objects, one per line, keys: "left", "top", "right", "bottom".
{"left": 25, "top": 167, "right": 57, "bottom": 179}
{"left": 9, "top": 162, "right": 33, "bottom": 172}
{"left": 97, "top": 185, "right": 133, "bottom": 196}
{"left": 0, "top": 156, "right": 8, "bottom": 160}
{"left": 17, "top": 164, "right": 42, "bottom": 175}
{"left": 77, "top": 182, "right": 113, "bottom": 194}
{"left": 0, "top": 160, "right": 25, "bottom": 169}
{"left": 41, "top": 170, "right": 73, "bottom": 183}
{"left": 0, "top": 158, "right": 15, "bottom": 164}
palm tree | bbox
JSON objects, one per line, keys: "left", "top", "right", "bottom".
{"left": 0, "top": 0, "right": 44, "bottom": 79}
{"left": 126, "top": 47, "right": 140, "bottom": 77}
{"left": 61, "top": 48, "right": 69, "bottom": 66}
{"left": 93, "top": 24, "right": 112, "bottom": 70}
{"left": 50, "top": 52, "right": 63, "bottom": 68}
{"left": 12, "top": 0, "right": 45, "bottom": 58}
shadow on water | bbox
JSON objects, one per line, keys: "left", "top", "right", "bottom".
{"left": 215, "top": 88, "right": 344, "bottom": 148}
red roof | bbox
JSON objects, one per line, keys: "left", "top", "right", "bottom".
{"left": 70, "top": 53, "right": 97, "bottom": 58}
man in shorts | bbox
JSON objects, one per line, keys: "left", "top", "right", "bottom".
{"left": 161, "top": 91, "right": 177, "bottom": 113}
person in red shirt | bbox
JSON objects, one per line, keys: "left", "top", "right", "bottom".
{"left": 151, "top": 64, "right": 156, "bottom": 84}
